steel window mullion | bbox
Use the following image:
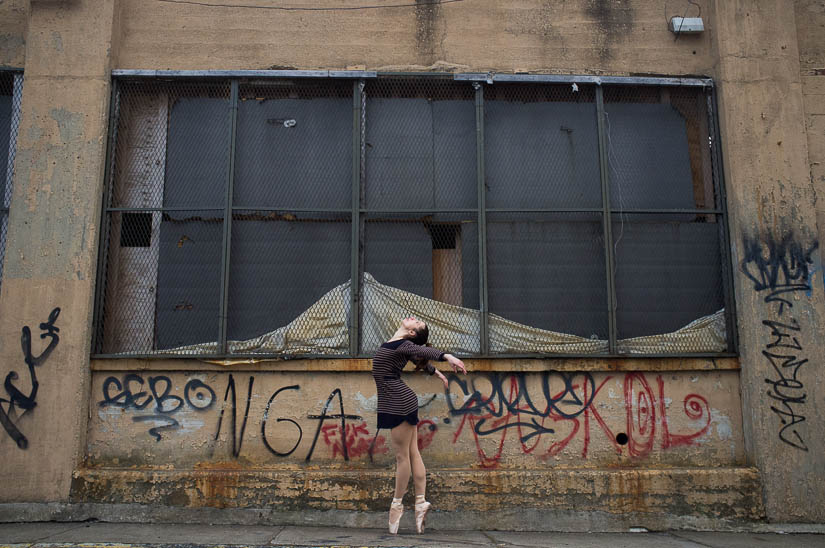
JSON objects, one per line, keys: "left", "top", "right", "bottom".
{"left": 349, "top": 80, "right": 364, "bottom": 356}
{"left": 475, "top": 83, "right": 489, "bottom": 356}
{"left": 596, "top": 87, "right": 618, "bottom": 354}
{"left": 709, "top": 89, "right": 738, "bottom": 354}
{"left": 218, "top": 80, "right": 240, "bottom": 354}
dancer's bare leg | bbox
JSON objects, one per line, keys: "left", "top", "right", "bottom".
{"left": 390, "top": 422, "right": 415, "bottom": 498}
{"left": 409, "top": 425, "right": 426, "bottom": 498}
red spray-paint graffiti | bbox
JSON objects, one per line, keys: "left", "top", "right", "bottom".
{"left": 447, "top": 372, "right": 712, "bottom": 468}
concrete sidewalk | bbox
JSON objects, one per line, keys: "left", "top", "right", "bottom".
{"left": 1, "top": 522, "right": 825, "bottom": 548}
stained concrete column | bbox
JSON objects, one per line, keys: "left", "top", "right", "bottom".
{"left": 0, "top": 0, "right": 119, "bottom": 500}
{"left": 712, "top": 0, "right": 825, "bottom": 522}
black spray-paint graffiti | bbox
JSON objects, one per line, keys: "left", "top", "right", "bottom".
{"left": 741, "top": 232, "right": 818, "bottom": 451}
{"left": 0, "top": 308, "right": 61, "bottom": 450}
{"left": 99, "top": 373, "right": 216, "bottom": 441}
{"left": 214, "top": 374, "right": 253, "bottom": 457}
{"left": 446, "top": 371, "right": 597, "bottom": 443}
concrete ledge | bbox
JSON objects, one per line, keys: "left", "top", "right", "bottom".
{"left": 62, "top": 467, "right": 764, "bottom": 530}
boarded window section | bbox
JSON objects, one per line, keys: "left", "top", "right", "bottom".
{"left": 0, "top": 72, "right": 21, "bottom": 292}
{"left": 604, "top": 87, "right": 724, "bottom": 348}
{"left": 95, "top": 78, "right": 729, "bottom": 357}
{"left": 361, "top": 79, "right": 479, "bottom": 353}
{"left": 100, "top": 82, "right": 230, "bottom": 353}
{"left": 226, "top": 82, "right": 353, "bottom": 343}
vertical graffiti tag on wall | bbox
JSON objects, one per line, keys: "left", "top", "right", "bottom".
{"left": 741, "top": 232, "right": 818, "bottom": 451}
{"left": 0, "top": 307, "right": 61, "bottom": 449}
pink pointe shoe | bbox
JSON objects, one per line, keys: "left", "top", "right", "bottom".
{"left": 388, "top": 502, "right": 404, "bottom": 534}
{"left": 415, "top": 500, "right": 431, "bottom": 534}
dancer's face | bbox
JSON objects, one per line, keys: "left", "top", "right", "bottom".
{"left": 401, "top": 316, "right": 426, "bottom": 336}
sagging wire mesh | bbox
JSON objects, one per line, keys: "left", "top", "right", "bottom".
{"left": 0, "top": 71, "right": 22, "bottom": 293}
{"left": 94, "top": 77, "right": 731, "bottom": 357}
{"left": 604, "top": 85, "right": 726, "bottom": 353}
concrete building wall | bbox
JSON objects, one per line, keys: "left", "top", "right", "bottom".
{"left": 0, "top": 0, "right": 823, "bottom": 528}
{"left": 0, "top": 0, "right": 27, "bottom": 69}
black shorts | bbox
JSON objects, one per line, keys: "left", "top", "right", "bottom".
{"left": 377, "top": 410, "right": 419, "bottom": 430}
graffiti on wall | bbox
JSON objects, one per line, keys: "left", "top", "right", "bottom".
{"left": 95, "top": 369, "right": 718, "bottom": 467}
{"left": 742, "top": 232, "right": 818, "bottom": 452}
{"left": 99, "top": 374, "right": 390, "bottom": 461}
{"left": 0, "top": 308, "right": 61, "bottom": 450}
{"left": 446, "top": 371, "right": 712, "bottom": 468}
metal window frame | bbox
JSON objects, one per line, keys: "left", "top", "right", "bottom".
{"left": 92, "top": 71, "right": 737, "bottom": 359}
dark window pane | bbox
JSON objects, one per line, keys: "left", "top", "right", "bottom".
{"left": 487, "top": 212, "right": 608, "bottom": 343}
{"left": 365, "top": 80, "right": 476, "bottom": 210}
{"left": 164, "top": 95, "right": 230, "bottom": 209}
{"left": 120, "top": 212, "right": 152, "bottom": 247}
{"left": 226, "top": 211, "right": 351, "bottom": 346}
{"left": 603, "top": 88, "right": 713, "bottom": 211}
{"left": 613, "top": 214, "right": 724, "bottom": 341}
{"left": 234, "top": 82, "right": 352, "bottom": 208}
{"left": 155, "top": 211, "right": 223, "bottom": 350}
{"left": 485, "top": 84, "right": 601, "bottom": 209}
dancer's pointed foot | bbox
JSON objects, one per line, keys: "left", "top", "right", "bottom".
{"left": 414, "top": 500, "right": 431, "bottom": 534}
{"left": 389, "top": 502, "right": 404, "bottom": 534}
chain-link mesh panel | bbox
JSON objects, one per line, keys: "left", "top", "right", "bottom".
{"left": 99, "top": 210, "right": 224, "bottom": 354}
{"left": 612, "top": 213, "right": 726, "bottom": 353}
{"left": 226, "top": 210, "right": 351, "bottom": 354}
{"left": 364, "top": 78, "right": 476, "bottom": 211}
{"left": 98, "top": 80, "right": 230, "bottom": 355}
{"left": 485, "top": 83, "right": 600, "bottom": 210}
{"left": 109, "top": 81, "right": 231, "bottom": 210}
{"left": 0, "top": 72, "right": 22, "bottom": 293}
{"left": 235, "top": 81, "right": 353, "bottom": 209}
{"left": 486, "top": 211, "right": 608, "bottom": 352}
{"left": 361, "top": 212, "right": 479, "bottom": 355}
{"left": 603, "top": 86, "right": 716, "bottom": 211}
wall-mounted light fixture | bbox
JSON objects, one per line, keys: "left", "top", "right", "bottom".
{"left": 670, "top": 17, "right": 704, "bottom": 34}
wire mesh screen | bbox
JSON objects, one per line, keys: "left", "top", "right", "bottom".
{"left": 0, "top": 72, "right": 21, "bottom": 293}
{"left": 603, "top": 85, "right": 726, "bottom": 353}
{"left": 485, "top": 83, "right": 601, "bottom": 209}
{"left": 612, "top": 213, "right": 726, "bottom": 353}
{"left": 97, "top": 80, "right": 230, "bottom": 354}
{"left": 361, "top": 212, "right": 480, "bottom": 355}
{"left": 364, "top": 78, "right": 476, "bottom": 210}
{"left": 94, "top": 77, "right": 731, "bottom": 357}
{"left": 227, "top": 211, "right": 351, "bottom": 353}
{"left": 486, "top": 212, "right": 608, "bottom": 354}
{"left": 235, "top": 80, "right": 353, "bottom": 208}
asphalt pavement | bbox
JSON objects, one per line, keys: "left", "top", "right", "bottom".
{"left": 1, "top": 522, "right": 825, "bottom": 548}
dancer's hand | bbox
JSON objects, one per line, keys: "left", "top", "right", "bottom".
{"left": 444, "top": 354, "right": 466, "bottom": 374}
{"left": 434, "top": 369, "right": 449, "bottom": 389}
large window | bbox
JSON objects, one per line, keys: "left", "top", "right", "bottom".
{"left": 93, "top": 74, "right": 733, "bottom": 358}
{"left": 0, "top": 71, "right": 22, "bottom": 292}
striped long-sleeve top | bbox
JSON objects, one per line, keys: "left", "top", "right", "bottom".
{"left": 372, "top": 339, "right": 446, "bottom": 416}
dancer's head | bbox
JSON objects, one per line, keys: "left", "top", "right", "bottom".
{"left": 400, "top": 316, "right": 429, "bottom": 346}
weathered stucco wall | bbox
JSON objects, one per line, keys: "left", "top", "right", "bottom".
{"left": 72, "top": 364, "right": 763, "bottom": 526}
{"left": 0, "top": 0, "right": 27, "bottom": 68}
{"left": 115, "top": 0, "right": 714, "bottom": 75}
{"left": 0, "top": 0, "right": 117, "bottom": 500}
{"left": 796, "top": 0, "right": 825, "bottom": 273}
{"left": 712, "top": 0, "right": 825, "bottom": 523}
